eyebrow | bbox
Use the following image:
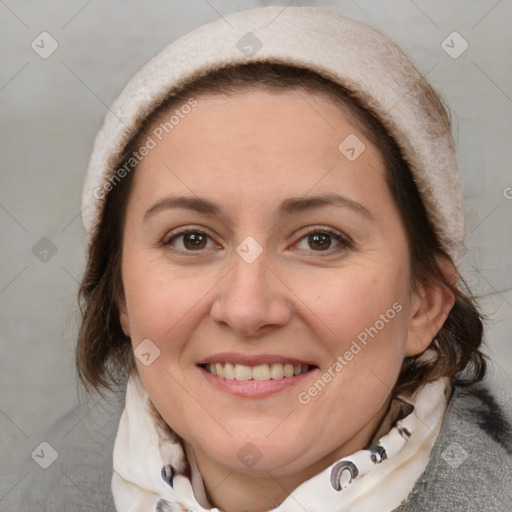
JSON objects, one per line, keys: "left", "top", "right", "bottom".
{"left": 143, "top": 193, "right": 375, "bottom": 222}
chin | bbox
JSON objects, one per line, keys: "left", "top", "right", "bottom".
{"left": 191, "top": 425, "right": 317, "bottom": 476}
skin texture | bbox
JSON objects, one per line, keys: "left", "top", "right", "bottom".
{"left": 119, "top": 89, "right": 454, "bottom": 512}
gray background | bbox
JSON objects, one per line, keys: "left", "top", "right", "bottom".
{"left": 1, "top": 0, "right": 511, "bottom": 506}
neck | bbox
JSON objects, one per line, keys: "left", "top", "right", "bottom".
{"left": 186, "top": 399, "right": 391, "bottom": 512}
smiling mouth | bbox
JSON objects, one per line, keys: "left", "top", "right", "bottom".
{"left": 201, "top": 362, "right": 314, "bottom": 381}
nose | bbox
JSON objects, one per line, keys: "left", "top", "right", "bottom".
{"left": 210, "top": 251, "right": 292, "bottom": 338}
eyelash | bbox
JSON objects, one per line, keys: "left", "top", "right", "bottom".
{"left": 163, "top": 225, "right": 353, "bottom": 257}
{"left": 293, "top": 226, "right": 353, "bottom": 255}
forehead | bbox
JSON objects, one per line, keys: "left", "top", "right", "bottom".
{"left": 129, "top": 89, "right": 390, "bottom": 217}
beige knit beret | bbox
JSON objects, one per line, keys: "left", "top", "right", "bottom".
{"left": 81, "top": 6, "right": 464, "bottom": 264}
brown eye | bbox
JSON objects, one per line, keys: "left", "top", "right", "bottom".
{"left": 182, "top": 233, "right": 207, "bottom": 250}
{"left": 164, "top": 230, "right": 215, "bottom": 252}
{"left": 307, "top": 233, "right": 333, "bottom": 251}
{"left": 294, "top": 227, "right": 352, "bottom": 255}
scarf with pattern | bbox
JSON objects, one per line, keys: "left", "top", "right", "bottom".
{"left": 112, "top": 376, "right": 449, "bottom": 512}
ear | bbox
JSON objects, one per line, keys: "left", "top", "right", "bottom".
{"left": 405, "top": 256, "right": 456, "bottom": 357}
{"left": 118, "top": 291, "right": 131, "bottom": 338}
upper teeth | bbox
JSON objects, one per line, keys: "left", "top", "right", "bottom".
{"left": 208, "top": 363, "right": 309, "bottom": 380}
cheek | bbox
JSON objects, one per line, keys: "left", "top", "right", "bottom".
{"left": 124, "top": 263, "right": 218, "bottom": 439}
{"left": 290, "top": 264, "right": 412, "bottom": 414}
{"left": 293, "top": 264, "right": 409, "bottom": 351}
{"left": 122, "top": 258, "right": 213, "bottom": 343}
{"left": 290, "top": 269, "right": 410, "bottom": 443}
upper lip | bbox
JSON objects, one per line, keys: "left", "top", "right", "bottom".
{"left": 196, "top": 352, "right": 316, "bottom": 367}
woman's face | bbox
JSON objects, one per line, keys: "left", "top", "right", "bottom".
{"left": 119, "top": 89, "right": 435, "bottom": 480}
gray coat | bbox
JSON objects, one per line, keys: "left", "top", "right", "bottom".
{"left": 5, "top": 385, "right": 512, "bottom": 511}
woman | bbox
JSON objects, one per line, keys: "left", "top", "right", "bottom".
{"left": 70, "top": 6, "right": 511, "bottom": 512}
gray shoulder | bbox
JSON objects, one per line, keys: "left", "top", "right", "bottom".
{"left": 395, "top": 384, "right": 512, "bottom": 512}
{"left": 4, "top": 390, "right": 124, "bottom": 512}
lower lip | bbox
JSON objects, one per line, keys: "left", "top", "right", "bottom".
{"left": 199, "top": 366, "right": 317, "bottom": 398}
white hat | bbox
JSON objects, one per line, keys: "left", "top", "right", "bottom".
{"left": 81, "top": 6, "right": 463, "bottom": 264}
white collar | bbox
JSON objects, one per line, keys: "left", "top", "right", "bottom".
{"left": 112, "top": 376, "right": 449, "bottom": 511}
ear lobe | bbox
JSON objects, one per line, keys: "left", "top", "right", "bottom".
{"left": 405, "top": 257, "right": 456, "bottom": 357}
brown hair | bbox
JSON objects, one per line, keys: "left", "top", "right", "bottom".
{"left": 76, "top": 62, "right": 486, "bottom": 396}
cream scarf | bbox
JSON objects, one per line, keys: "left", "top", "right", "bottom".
{"left": 112, "top": 376, "right": 450, "bottom": 512}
